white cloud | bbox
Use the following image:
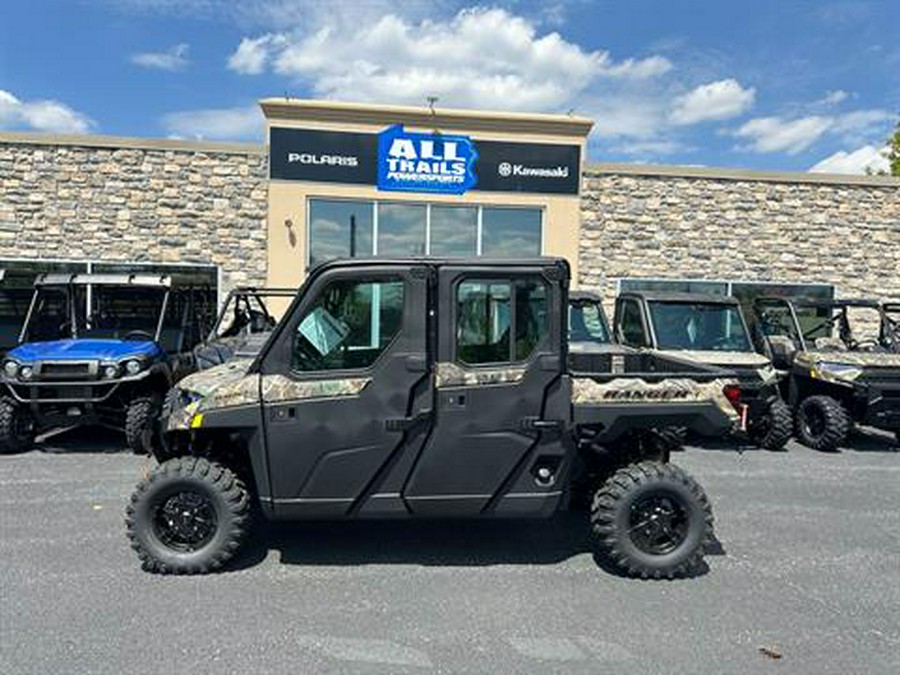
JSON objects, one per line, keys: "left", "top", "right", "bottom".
{"left": 735, "top": 116, "right": 833, "bottom": 154}
{"left": 160, "top": 105, "right": 263, "bottom": 140}
{"left": 734, "top": 109, "right": 893, "bottom": 155}
{"left": 670, "top": 79, "right": 755, "bottom": 125}
{"left": 818, "top": 90, "right": 849, "bottom": 106}
{"left": 228, "top": 8, "right": 670, "bottom": 111}
{"left": 0, "top": 89, "right": 93, "bottom": 134}
{"left": 131, "top": 43, "right": 190, "bottom": 71}
{"left": 809, "top": 145, "right": 890, "bottom": 174}
{"left": 228, "top": 34, "right": 286, "bottom": 74}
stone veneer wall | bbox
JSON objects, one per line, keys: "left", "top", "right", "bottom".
{"left": 0, "top": 134, "right": 268, "bottom": 294}
{"left": 579, "top": 167, "right": 900, "bottom": 309}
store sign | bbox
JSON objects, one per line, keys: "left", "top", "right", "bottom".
{"left": 377, "top": 125, "right": 478, "bottom": 195}
{"left": 270, "top": 125, "right": 580, "bottom": 195}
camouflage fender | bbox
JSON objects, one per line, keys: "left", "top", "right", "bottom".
{"left": 796, "top": 350, "right": 900, "bottom": 368}
{"left": 572, "top": 376, "right": 740, "bottom": 421}
{"left": 435, "top": 361, "right": 528, "bottom": 388}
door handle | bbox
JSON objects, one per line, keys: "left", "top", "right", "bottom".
{"left": 519, "top": 417, "right": 564, "bottom": 432}
{"left": 385, "top": 409, "right": 432, "bottom": 432}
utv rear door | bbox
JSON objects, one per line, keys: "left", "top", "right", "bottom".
{"left": 258, "top": 263, "right": 432, "bottom": 518}
{"left": 403, "top": 262, "right": 571, "bottom": 517}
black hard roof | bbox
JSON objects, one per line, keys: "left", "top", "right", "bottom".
{"left": 310, "top": 256, "right": 570, "bottom": 275}
{"left": 618, "top": 290, "right": 739, "bottom": 305}
{"left": 570, "top": 290, "right": 602, "bottom": 302}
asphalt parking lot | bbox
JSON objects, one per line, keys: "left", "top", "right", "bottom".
{"left": 1, "top": 428, "right": 898, "bottom": 675}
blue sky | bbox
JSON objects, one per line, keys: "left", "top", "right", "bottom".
{"left": 1, "top": 0, "right": 898, "bottom": 173}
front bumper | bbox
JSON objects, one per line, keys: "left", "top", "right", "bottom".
{"left": 2, "top": 370, "right": 152, "bottom": 404}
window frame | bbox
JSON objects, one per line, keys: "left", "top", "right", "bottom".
{"left": 287, "top": 272, "right": 408, "bottom": 378}
{"left": 306, "top": 197, "right": 545, "bottom": 270}
{"left": 452, "top": 274, "right": 551, "bottom": 368}
{"left": 616, "top": 297, "right": 651, "bottom": 348}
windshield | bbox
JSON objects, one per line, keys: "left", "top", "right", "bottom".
{"left": 793, "top": 304, "right": 881, "bottom": 350}
{"left": 648, "top": 301, "right": 752, "bottom": 351}
{"left": 568, "top": 301, "right": 610, "bottom": 344}
{"left": 24, "top": 285, "right": 165, "bottom": 342}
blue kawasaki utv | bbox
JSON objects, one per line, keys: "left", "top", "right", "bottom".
{"left": 0, "top": 273, "right": 214, "bottom": 454}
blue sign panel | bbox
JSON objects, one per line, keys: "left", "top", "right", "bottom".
{"left": 377, "top": 124, "right": 478, "bottom": 195}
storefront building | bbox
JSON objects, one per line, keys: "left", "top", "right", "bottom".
{"left": 261, "top": 99, "right": 593, "bottom": 291}
{"left": 0, "top": 96, "right": 897, "bottom": 348}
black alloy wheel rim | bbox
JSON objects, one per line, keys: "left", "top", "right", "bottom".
{"left": 152, "top": 490, "right": 218, "bottom": 552}
{"left": 803, "top": 406, "right": 826, "bottom": 438}
{"left": 628, "top": 493, "right": 690, "bottom": 555}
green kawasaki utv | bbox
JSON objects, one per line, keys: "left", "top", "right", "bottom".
{"left": 753, "top": 297, "right": 900, "bottom": 450}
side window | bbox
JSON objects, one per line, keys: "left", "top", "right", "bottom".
{"left": 619, "top": 300, "right": 647, "bottom": 346}
{"left": 292, "top": 277, "right": 404, "bottom": 372}
{"left": 457, "top": 278, "right": 548, "bottom": 365}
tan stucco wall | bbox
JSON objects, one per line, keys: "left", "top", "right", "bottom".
{"left": 263, "top": 99, "right": 591, "bottom": 289}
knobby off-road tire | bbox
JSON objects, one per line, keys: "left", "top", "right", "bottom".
{"left": 590, "top": 461, "right": 713, "bottom": 579}
{"left": 795, "top": 395, "right": 849, "bottom": 452}
{"left": 749, "top": 399, "right": 793, "bottom": 451}
{"left": 125, "top": 457, "right": 251, "bottom": 574}
{"left": 125, "top": 396, "right": 161, "bottom": 455}
{"left": 0, "top": 397, "right": 34, "bottom": 454}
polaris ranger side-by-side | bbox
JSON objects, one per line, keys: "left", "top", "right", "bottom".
{"left": 0, "top": 274, "right": 213, "bottom": 454}
{"left": 753, "top": 297, "right": 900, "bottom": 450}
{"left": 193, "top": 286, "right": 296, "bottom": 371}
{"left": 612, "top": 292, "right": 792, "bottom": 450}
{"left": 126, "top": 258, "right": 743, "bottom": 579}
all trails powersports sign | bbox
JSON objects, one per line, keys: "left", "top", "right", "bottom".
{"left": 269, "top": 125, "right": 580, "bottom": 195}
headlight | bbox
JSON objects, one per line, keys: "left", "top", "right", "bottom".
{"left": 124, "top": 360, "right": 143, "bottom": 375}
{"left": 102, "top": 364, "right": 119, "bottom": 379}
{"left": 3, "top": 361, "right": 18, "bottom": 378}
{"left": 19, "top": 366, "right": 34, "bottom": 380}
{"left": 814, "top": 361, "right": 863, "bottom": 383}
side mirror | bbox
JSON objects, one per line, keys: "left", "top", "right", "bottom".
{"left": 767, "top": 336, "right": 796, "bottom": 369}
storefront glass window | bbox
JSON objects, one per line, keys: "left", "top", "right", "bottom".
{"left": 309, "top": 199, "right": 374, "bottom": 268}
{"left": 481, "top": 207, "right": 542, "bottom": 257}
{"left": 377, "top": 203, "right": 427, "bottom": 256}
{"left": 429, "top": 206, "right": 478, "bottom": 257}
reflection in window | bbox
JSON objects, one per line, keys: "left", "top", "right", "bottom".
{"left": 377, "top": 203, "right": 426, "bottom": 256}
{"left": 292, "top": 278, "right": 404, "bottom": 372}
{"left": 309, "top": 200, "right": 374, "bottom": 268}
{"left": 481, "top": 208, "right": 542, "bottom": 257}
{"left": 429, "top": 206, "right": 477, "bottom": 257}
{"left": 456, "top": 278, "right": 548, "bottom": 364}
{"left": 648, "top": 302, "right": 752, "bottom": 352}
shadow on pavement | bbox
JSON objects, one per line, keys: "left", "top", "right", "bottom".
{"left": 34, "top": 425, "right": 128, "bottom": 454}
{"left": 228, "top": 512, "right": 718, "bottom": 579}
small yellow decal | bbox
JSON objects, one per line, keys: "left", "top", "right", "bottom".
{"left": 190, "top": 413, "right": 204, "bottom": 429}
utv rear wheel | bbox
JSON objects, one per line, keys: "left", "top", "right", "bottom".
{"left": 125, "top": 396, "right": 161, "bottom": 455}
{"left": 590, "top": 461, "right": 713, "bottom": 579}
{"left": 749, "top": 399, "right": 792, "bottom": 451}
{"left": 125, "top": 457, "right": 250, "bottom": 574}
{"left": 0, "top": 397, "right": 34, "bottom": 454}
{"left": 795, "top": 396, "right": 849, "bottom": 452}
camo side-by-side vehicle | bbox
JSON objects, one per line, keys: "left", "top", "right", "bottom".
{"left": 612, "top": 291, "right": 792, "bottom": 450}
{"left": 126, "top": 258, "right": 744, "bottom": 579}
{"left": 753, "top": 297, "right": 900, "bottom": 450}
{"left": 0, "top": 273, "right": 213, "bottom": 454}
{"left": 193, "top": 286, "right": 295, "bottom": 370}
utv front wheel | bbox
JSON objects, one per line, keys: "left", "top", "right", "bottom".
{"left": 590, "top": 461, "right": 713, "bottom": 579}
{"left": 749, "top": 399, "right": 793, "bottom": 451}
{"left": 0, "top": 397, "right": 34, "bottom": 454}
{"left": 795, "top": 396, "right": 849, "bottom": 452}
{"left": 125, "top": 396, "right": 161, "bottom": 455}
{"left": 125, "top": 457, "right": 251, "bottom": 574}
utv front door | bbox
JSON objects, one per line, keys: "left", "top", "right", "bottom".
{"left": 259, "top": 264, "right": 432, "bottom": 518}
{"left": 403, "top": 263, "right": 570, "bottom": 517}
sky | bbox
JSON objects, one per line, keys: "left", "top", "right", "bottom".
{"left": 1, "top": 0, "right": 898, "bottom": 174}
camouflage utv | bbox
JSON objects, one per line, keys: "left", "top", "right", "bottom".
{"left": 754, "top": 297, "right": 900, "bottom": 450}
{"left": 613, "top": 292, "right": 792, "bottom": 450}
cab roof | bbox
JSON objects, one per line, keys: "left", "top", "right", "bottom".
{"left": 34, "top": 273, "right": 172, "bottom": 288}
